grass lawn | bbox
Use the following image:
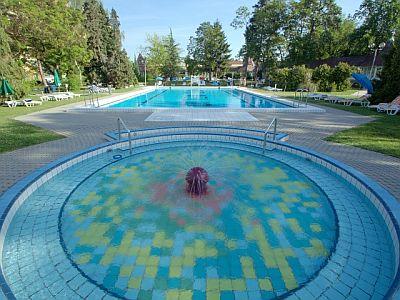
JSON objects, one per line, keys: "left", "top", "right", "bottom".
{"left": 0, "top": 86, "right": 140, "bottom": 153}
{"left": 254, "top": 88, "right": 400, "bottom": 159}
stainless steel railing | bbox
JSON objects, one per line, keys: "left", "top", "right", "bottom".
{"left": 262, "top": 118, "right": 278, "bottom": 154}
{"left": 117, "top": 117, "right": 135, "bottom": 155}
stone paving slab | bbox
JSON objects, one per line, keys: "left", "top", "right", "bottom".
{"left": 0, "top": 100, "right": 399, "bottom": 204}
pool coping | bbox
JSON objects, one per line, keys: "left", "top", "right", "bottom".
{"left": 72, "top": 86, "right": 325, "bottom": 113}
{"left": 0, "top": 127, "right": 398, "bottom": 299}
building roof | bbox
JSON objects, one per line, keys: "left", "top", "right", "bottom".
{"left": 227, "top": 59, "right": 256, "bottom": 73}
{"left": 307, "top": 54, "right": 384, "bottom": 69}
{"left": 307, "top": 45, "right": 392, "bottom": 69}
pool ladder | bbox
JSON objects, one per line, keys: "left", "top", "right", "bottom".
{"left": 117, "top": 117, "right": 136, "bottom": 155}
{"left": 262, "top": 118, "right": 278, "bottom": 154}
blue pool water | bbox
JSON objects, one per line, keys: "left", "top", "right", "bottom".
{"left": 2, "top": 139, "right": 396, "bottom": 299}
{"left": 108, "top": 88, "right": 290, "bottom": 109}
{"left": 59, "top": 146, "right": 337, "bottom": 298}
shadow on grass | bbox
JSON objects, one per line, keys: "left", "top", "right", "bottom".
{"left": 0, "top": 119, "right": 64, "bottom": 153}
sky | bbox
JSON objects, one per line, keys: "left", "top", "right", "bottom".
{"left": 102, "top": 0, "right": 363, "bottom": 60}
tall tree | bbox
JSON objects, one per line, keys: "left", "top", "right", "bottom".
{"left": 187, "top": 21, "right": 231, "bottom": 79}
{"left": 144, "top": 31, "right": 180, "bottom": 79}
{"left": 145, "top": 34, "right": 168, "bottom": 77}
{"left": 162, "top": 30, "right": 181, "bottom": 79}
{"left": 4, "top": 0, "right": 90, "bottom": 86}
{"left": 350, "top": 0, "right": 400, "bottom": 55}
{"left": 285, "top": 0, "right": 344, "bottom": 65}
{"left": 0, "top": 19, "right": 32, "bottom": 98}
{"left": 231, "top": 6, "right": 251, "bottom": 77}
{"left": 372, "top": 38, "right": 400, "bottom": 103}
{"left": 245, "top": 0, "right": 288, "bottom": 77}
{"left": 83, "top": 3, "right": 136, "bottom": 87}
{"left": 83, "top": 0, "right": 110, "bottom": 84}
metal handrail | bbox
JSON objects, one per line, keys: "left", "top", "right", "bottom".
{"left": 262, "top": 118, "right": 278, "bottom": 154}
{"left": 117, "top": 117, "right": 135, "bottom": 155}
{"left": 84, "top": 93, "right": 100, "bottom": 107}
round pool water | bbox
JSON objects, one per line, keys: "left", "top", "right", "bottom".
{"left": 0, "top": 136, "right": 397, "bottom": 300}
{"left": 60, "top": 146, "right": 337, "bottom": 298}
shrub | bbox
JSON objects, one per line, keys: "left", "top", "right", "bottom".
{"left": 312, "top": 64, "right": 333, "bottom": 92}
{"left": 331, "top": 62, "right": 353, "bottom": 91}
{"left": 287, "top": 65, "right": 312, "bottom": 90}
{"left": 66, "top": 73, "right": 82, "bottom": 91}
{"left": 270, "top": 68, "right": 289, "bottom": 90}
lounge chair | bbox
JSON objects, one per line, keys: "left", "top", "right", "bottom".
{"left": 40, "top": 95, "right": 52, "bottom": 101}
{"left": 21, "top": 99, "right": 42, "bottom": 107}
{"left": 307, "top": 93, "right": 328, "bottom": 100}
{"left": 325, "top": 96, "right": 343, "bottom": 104}
{"left": 4, "top": 100, "right": 17, "bottom": 108}
{"left": 387, "top": 104, "right": 400, "bottom": 115}
{"left": 337, "top": 95, "right": 371, "bottom": 107}
{"left": 370, "top": 96, "right": 400, "bottom": 112}
{"left": 51, "top": 94, "right": 69, "bottom": 101}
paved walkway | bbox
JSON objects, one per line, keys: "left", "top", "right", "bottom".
{"left": 1, "top": 99, "right": 399, "bottom": 202}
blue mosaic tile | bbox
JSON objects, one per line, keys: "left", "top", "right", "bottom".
{"left": 0, "top": 140, "right": 397, "bottom": 299}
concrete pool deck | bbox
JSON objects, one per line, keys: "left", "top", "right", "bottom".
{"left": 0, "top": 93, "right": 399, "bottom": 205}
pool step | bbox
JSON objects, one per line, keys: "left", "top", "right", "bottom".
{"left": 105, "top": 126, "right": 289, "bottom": 144}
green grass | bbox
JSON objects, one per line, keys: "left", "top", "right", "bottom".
{"left": 0, "top": 86, "right": 140, "bottom": 153}
{"left": 254, "top": 88, "right": 400, "bottom": 158}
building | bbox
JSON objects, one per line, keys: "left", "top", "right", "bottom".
{"left": 136, "top": 54, "right": 146, "bottom": 77}
{"left": 307, "top": 46, "right": 391, "bottom": 80}
{"left": 227, "top": 59, "right": 256, "bottom": 75}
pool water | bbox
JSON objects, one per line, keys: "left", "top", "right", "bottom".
{"left": 60, "top": 146, "right": 336, "bottom": 298}
{"left": 2, "top": 140, "right": 396, "bottom": 299}
{"left": 108, "top": 88, "right": 290, "bottom": 109}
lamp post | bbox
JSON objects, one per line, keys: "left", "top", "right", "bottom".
{"left": 369, "top": 42, "right": 386, "bottom": 79}
{"left": 144, "top": 58, "right": 147, "bottom": 87}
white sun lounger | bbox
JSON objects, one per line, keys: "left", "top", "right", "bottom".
{"left": 20, "top": 99, "right": 42, "bottom": 107}
{"left": 386, "top": 104, "right": 400, "bottom": 115}
{"left": 4, "top": 100, "right": 18, "bottom": 108}
{"left": 337, "top": 98, "right": 371, "bottom": 107}
{"left": 370, "top": 96, "right": 400, "bottom": 112}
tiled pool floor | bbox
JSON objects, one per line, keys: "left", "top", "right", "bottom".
{"left": 144, "top": 110, "right": 259, "bottom": 122}
{"left": 2, "top": 141, "right": 395, "bottom": 299}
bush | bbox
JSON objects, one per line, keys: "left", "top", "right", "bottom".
{"left": 331, "top": 62, "right": 353, "bottom": 91}
{"left": 66, "top": 73, "right": 82, "bottom": 91}
{"left": 287, "top": 65, "right": 312, "bottom": 90}
{"left": 270, "top": 68, "right": 289, "bottom": 90}
{"left": 312, "top": 64, "right": 333, "bottom": 92}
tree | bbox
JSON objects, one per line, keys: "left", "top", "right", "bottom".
{"left": 83, "top": 3, "right": 136, "bottom": 87}
{"left": 351, "top": 0, "right": 400, "bottom": 55}
{"left": 285, "top": 0, "right": 345, "bottom": 65}
{"left": 0, "top": 22, "right": 32, "bottom": 98}
{"left": 162, "top": 30, "right": 181, "bottom": 79}
{"left": 245, "top": 0, "right": 288, "bottom": 78}
{"left": 83, "top": 0, "right": 110, "bottom": 83}
{"left": 145, "top": 34, "right": 168, "bottom": 77}
{"left": 372, "top": 39, "right": 400, "bottom": 103}
{"left": 4, "top": 0, "right": 90, "bottom": 86}
{"left": 187, "top": 21, "right": 231, "bottom": 79}
{"left": 231, "top": 6, "right": 252, "bottom": 78}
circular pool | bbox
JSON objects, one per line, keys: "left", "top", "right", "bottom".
{"left": 0, "top": 127, "right": 398, "bottom": 299}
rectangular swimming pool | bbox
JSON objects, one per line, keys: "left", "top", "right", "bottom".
{"left": 107, "top": 88, "right": 291, "bottom": 109}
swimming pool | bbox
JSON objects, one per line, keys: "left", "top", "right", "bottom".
{"left": 107, "top": 88, "right": 291, "bottom": 109}
{"left": 0, "top": 127, "right": 399, "bottom": 299}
